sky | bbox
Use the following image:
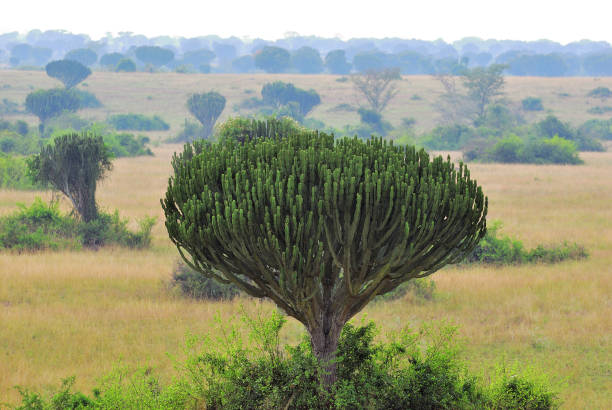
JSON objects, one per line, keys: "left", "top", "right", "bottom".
{"left": 4, "top": 0, "right": 612, "bottom": 44}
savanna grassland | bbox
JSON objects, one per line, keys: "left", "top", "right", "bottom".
{"left": 0, "top": 71, "right": 611, "bottom": 408}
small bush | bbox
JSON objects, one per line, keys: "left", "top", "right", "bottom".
{"left": 0, "top": 154, "right": 43, "bottom": 189}
{"left": 587, "top": 86, "right": 612, "bottom": 100}
{"left": 0, "top": 130, "right": 40, "bottom": 155}
{"left": 103, "top": 132, "right": 153, "bottom": 157}
{"left": 522, "top": 96, "right": 544, "bottom": 111}
{"left": 108, "top": 113, "right": 170, "bottom": 131}
{"left": 0, "top": 198, "right": 155, "bottom": 251}
{"left": 465, "top": 220, "right": 588, "bottom": 265}
{"left": 0, "top": 98, "right": 21, "bottom": 114}
{"left": 489, "top": 364, "right": 559, "bottom": 409}
{"left": 170, "top": 261, "right": 241, "bottom": 300}
{"left": 72, "top": 89, "right": 102, "bottom": 108}
{"left": 472, "top": 135, "right": 583, "bottom": 164}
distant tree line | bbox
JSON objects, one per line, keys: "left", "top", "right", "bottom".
{"left": 3, "top": 30, "right": 612, "bottom": 76}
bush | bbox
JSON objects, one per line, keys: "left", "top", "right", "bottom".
{"left": 587, "top": 106, "right": 612, "bottom": 115}
{"left": 170, "top": 262, "right": 241, "bottom": 300}
{"left": 473, "top": 135, "right": 583, "bottom": 164}
{"left": 12, "top": 313, "right": 559, "bottom": 409}
{"left": 0, "top": 154, "right": 42, "bottom": 189}
{"left": 72, "top": 89, "right": 102, "bottom": 108}
{"left": 587, "top": 86, "right": 612, "bottom": 100}
{"left": 464, "top": 220, "right": 588, "bottom": 264}
{"left": 0, "top": 198, "right": 155, "bottom": 251}
{"left": 522, "top": 96, "right": 544, "bottom": 111}
{"left": 103, "top": 132, "right": 153, "bottom": 157}
{"left": 0, "top": 130, "right": 41, "bottom": 155}
{"left": 578, "top": 118, "right": 612, "bottom": 140}
{"left": 421, "top": 124, "right": 477, "bottom": 150}
{"left": 108, "top": 113, "right": 170, "bottom": 131}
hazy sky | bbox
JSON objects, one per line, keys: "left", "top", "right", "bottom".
{"left": 5, "top": 0, "right": 612, "bottom": 44}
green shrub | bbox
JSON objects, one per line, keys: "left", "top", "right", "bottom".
{"left": 578, "top": 118, "right": 612, "bottom": 140}
{"left": 12, "top": 313, "right": 559, "bottom": 409}
{"left": 587, "top": 106, "right": 612, "bottom": 115}
{"left": 473, "top": 135, "right": 583, "bottom": 164}
{"left": 102, "top": 132, "right": 153, "bottom": 157}
{"left": 170, "top": 261, "right": 241, "bottom": 300}
{"left": 522, "top": 96, "right": 544, "bottom": 111}
{"left": 0, "top": 198, "right": 155, "bottom": 251}
{"left": 587, "top": 86, "right": 612, "bottom": 100}
{"left": 465, "top": 220, "right": 587, "bottom": 265}
{"left": 72, "top": 89, "right": 102, "bottom": 108}
{"left": 421, "top": 124, "right": 477, "bottom": 150}
{"left": 108, "top": 114, "right": 170, "bottom": 131}
{"left": 0, "top": 154, "right": 43, "bottom": 190}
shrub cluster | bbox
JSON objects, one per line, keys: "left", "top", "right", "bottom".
{"left": 0, "top": 198, "right": 155, "bottom": 251}
{"left": 103, "top": 132, "right": 153, "bottom": 157}
{"left": 521, "top": 96, "right": 544, "bottom": 111}
{"left": 466, "top": 135, "right": 583, "bottom": 164}
{"left": 464, "top": 221, "right": 588, "bottom": 264}
{"left": 0, "top": 154, "right": 42, "bottom": 190}
{"left": 108, "top": 113, "right": 170, "bottom": 131}
{"left": 71, "top": 89, "right": 102, "bottom": 108}
{"left": 12, "top": 313, "right": 559, "bottom": 409}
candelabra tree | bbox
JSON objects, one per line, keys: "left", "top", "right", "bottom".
{"left": 162, "top": 124, "right": 487, "bottom": 387}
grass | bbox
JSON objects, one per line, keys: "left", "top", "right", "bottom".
{"left": 0, "top": 82, "right": 611, "bottom": 407}
{"left": 2, "top": 70, "right": 612, "bottom": 137}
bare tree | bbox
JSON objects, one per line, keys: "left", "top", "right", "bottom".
{"left": 351, "top": 68, "right": 400, "bottom": 113}
{"left": 433, "top": 73, "right": 475, "bottom": 125}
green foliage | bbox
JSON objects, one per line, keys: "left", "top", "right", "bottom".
{"left": 522, "top": 97, "right": 544, "bottom": 111}
{"left": 578, "top": 118, "right": 612, "bottom": 140}
{"left": 25, "top": 88, "right": 80, "bottom": 133}
{"left": 461, "top": 64, "right": 506, "bottom": 124}
{"left": 470, "top": 135, "right": 583, "bottom": 164}
{"left": 254, "top": 46, "right": 291, "bottom": 73}
{"left": 325, "top": 50, "right": 352, "bottom": 74}
{"left": 0, "top": 154, "right": 42, "bottom": 190}
{"left": 357, "top": 107, "right": 392, "bottom": 135}
{"left": 421, "top": 124, "right": 478, "bottom": 150}
{"left": 351, "top": 68, "right": 400, "bottom": 113}
{"left": 170, "top": 261, "right": 241, "bottom": 300}
{"left": 162, "top": 121, "right": 487, "bottom": 383}
{"left": 465, "top": 221, "right": 587, "bottom": 264}
{"left": 0, "top": 198, "right": 155, "bottom": 251}
{"left": 291, "top": 46, "right": 324, "bottom": 74}
{"left": 587, "top": 105, "right": 612, "bottom": 115}
{"left": 64, "top": 48, "right": 98, "bottom": 66}
{"left": 587, "top": 86, "right": 612, "bottom": 100}
{"left": 186, "top": 92, "right": 226, "bottom": 139}
{"left": 45, "top": 59, "right": 91, "bottom": 89}
{"left": 115, "top": 58, "right": 136, "bottom": 72}
{"left": 28, "top": 131, "right": 113, "bottom": 222}
{"left": 216, "top": 116, "right": 304, "bottom": 144}
{"left": 0, "top": 98, "right": 21, "bottom": 114}
{"left": 108, "top": 113, "right": 169, "bottom": 131}
{"left": 100, "top": 52, "right": 124, "bottom": 68}
{"left": 261, "top": 81, "right": 321, "bottom": 117}
{"left": 0, "top": 130, "right": 40, "bottom": 155}
{"left": 181, "top": 48, "right": 215, "bottom": 68}
{"left": 134, "top": 46, "right": 174, "bottom": 67}
{"left": 102, "top": 132, "right": 153, "bottom": 157}
{"left": 535, "top": 115, "right": 604, "bottom": 151}
{"left": 12, "top": 314, "right": 559, "bottom": 409}
{"left": 71, "top": 89, "right": 102, "bottom": 108}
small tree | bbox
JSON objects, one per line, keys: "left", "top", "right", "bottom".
{"left": 100, "top": 52, "right": 124, "bottom": 68}
{"left": 325, "top": 50, "right": 352, "bottom": 74}
{"left": 134, "top": 46, "right": 174, "bottom": 68}
{"left": 28, "top": 132, "right": 112, "bottom": 222}
{"left": 261, "top": 81, "right": 321, "bottom": 117}
{"left": 45, "top": 60, "right": 92, "bottom": 89}
{"left": 25, "top": 88, "right": 80, "bottom": 134}
{"left": 351, "top": 68, "right": 400, "bottom": 113}
{"left": 254, "top": 46, "right": 290, "bottom": 73}
{"left": 186, "top": 92, "right": 226, "bottom": 139}
{"left": 162, "top": 122, "right": 488, "bottom": 387}
{"left": 115, "top": 58, "right": 136, "bottom": 72}
{"left": 291, "top": 46, "right": 324, "bottom": 74}
{"left": 462, "top": 64, "right": 506, "bottom": 125}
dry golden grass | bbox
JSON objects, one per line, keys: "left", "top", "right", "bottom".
{"left": 2, "top": 70, "right": 612, "bottom": 135}
{"left": 0, "top": 124, "right": 611, "bottom": 407}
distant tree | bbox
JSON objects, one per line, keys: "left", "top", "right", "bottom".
{"left": 134, "top": 46, "right": 175, "bottom": 67}
{"left": 506, "top": 54, "right": 567, "bottom": 77}
{"left": 536, "top": 115, "right": 573, "bottom": 139}
{"left": 115, "top": 58, "right": 136, "bottom": 72}
{"left": 325, "top": 50, "right": 352, "bottom": 74}
{"left": 182, "top": 49, "right": 216, "bottom": 68}
{"left": 396, "top": 51, "right": 433, "bottom": 74}
{"left": 521, "top": 97, "right": 544, "bottom": 111}
{"left": 186, "top": 92, "right": 226, "bottom": 139}
{"left": 25, "top": 88, "right": 80, "bottom": 134}
{"left": 64, "top": 48, "right": 98, "bottom": 66}
{"left": 261, "top": 81, "right": 321, "bottom": 117}
{"left": 254, "top": 46, "right": 290, "bottom": 73}
{"left": 100, "top": 52, "right": 124, "bottom": 68}
{"left": 582, "top": 53, "right": 612, "bottom": 76}
{"left": 462, "top": 64, "right": 506, "bottom": 124}
{"left": 231, "top": 55, "right": 255, "bottom": 73}
{"left": 352, "top": 51, "right": 393, "bottom": 72}
{"left": 351, "top": 68, "right": 400, "bottom": 113}
{"left": 291, "top": 46, "right": 324, "bottom": 74}
{"left": 27, "top": 132, "right": 112, "bottom": 223}
{"left": 45, "top": 60, "right": 91, "bottom": 89}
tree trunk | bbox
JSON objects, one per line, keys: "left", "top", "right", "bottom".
{"left": 307, "top": 316, "right": 345, "bottom": 388}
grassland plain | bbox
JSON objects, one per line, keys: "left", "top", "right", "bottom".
{"left": 2, "top": 70, "right": 612, "bottom": 136}
{"left": 0, "top": 144, "right": 611, "bottom": 408}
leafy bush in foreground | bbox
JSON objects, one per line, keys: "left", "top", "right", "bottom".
{"left": 12, "top": 313, "right": 559, "bottom": 409}
{"left": 0, "top": 198, "right": 155, "bottom": 251}
{"left": 108, "top": 113, "right": 169, "bottom": 131}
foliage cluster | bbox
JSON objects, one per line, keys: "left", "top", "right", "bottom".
{"left": 170, "top": 262, "right": 242, "bottom": 301}
{"left": 108, "top": 113, "right": 169, "bottom": 131}
{"left": 521, "top": 97, "right": 544, "bottom": 111}
{"left": 0, "top": 154, "right": 42, "bottom": 189}
{"left": 465, "top": 221, "right": 588, "bottom": 264}
{"left": 260, "top": 81, "right": 321, "bottom": 120}
{"left": 0, "top": 198, "right": 155, "bottom": 251}
{"left": 467, "top": 135, "right": 583, "bottom": 164}
{"left": 11, "top": 313, "right": 559, "bottom": 409}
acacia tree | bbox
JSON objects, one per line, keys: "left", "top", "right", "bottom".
{"left": 28, "top": 132, "right": 112, "bottom": 222}
{"left": 25, "top": 88, "right": 80, "bottom": 134}
{"left": 462, "top": 64, "right": 506, "bottom": 124}
{"left": 162, "top": 122, "right": 488, "bottom": 387}
{"left": 134, "top": 46, "right": 175, "bottom": 68}
{"left": 46, "top": 59, "right": 92, "bottom": 89}
{"left": 186, "top": 92, "right": 226, "bottom": 139}
{"left": 351, "top": 68, "right": 401, "bottom": 113}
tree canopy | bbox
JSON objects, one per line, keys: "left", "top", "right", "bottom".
{"left": 45, "top": 59, "right": 91, "bottom": 89}
{"left": 134, "top": 46, "right": 175, "bottom": 67}
{"left": 254, "top": 46, "right": 290, "bottom": 73}
{"left": 64, "top": 48, "right": 98, "bottom": 66}
{"left": 186, "top": 92, "right": 226, "bottom": 139}
{"left": 162, "top": 122, "right": 488, "bottom": 386}
{"left": 25, "top": 88, "right": 80, "bottom": 134}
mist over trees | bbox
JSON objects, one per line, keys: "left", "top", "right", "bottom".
{"left": 2, "top": 30, "right": 612, "bottom": 76}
